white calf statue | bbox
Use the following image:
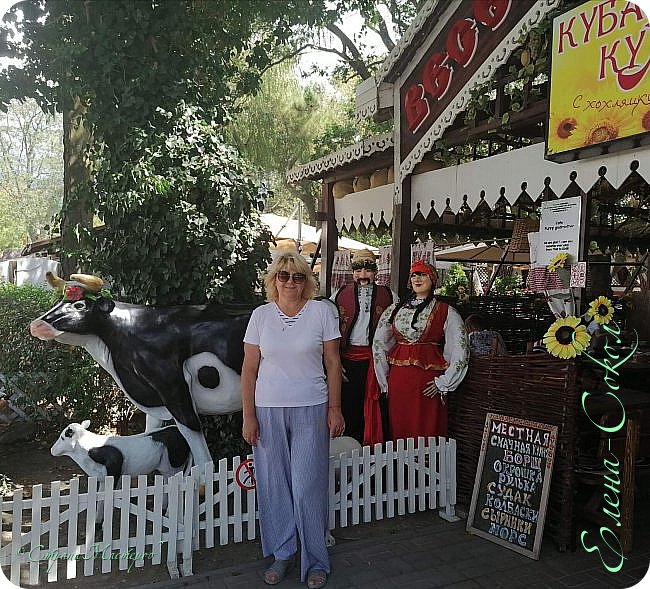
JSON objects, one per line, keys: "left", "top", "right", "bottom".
{"left": 329, "top": 436, "right": 362, "bottom": 460}
{"left": 326, "top": 436, "right": 362, "bottom": 547}
{"left": 51, "top": 420, "right": 192, "bottom": 524}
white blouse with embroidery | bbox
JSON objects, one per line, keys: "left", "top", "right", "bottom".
{"left": 372, "top": 299, "right": 469, "bottom": 394}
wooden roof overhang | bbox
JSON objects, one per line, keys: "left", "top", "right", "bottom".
{"left": 288, "top": 0, "right": 650, "bottom": 295}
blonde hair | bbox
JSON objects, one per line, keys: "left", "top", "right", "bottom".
{"left": 264, "top": 251, "right": 318, "bottom": 302}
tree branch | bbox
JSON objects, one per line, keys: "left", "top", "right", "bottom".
{"left": 309, "top": 43, "right": 352, "bottom": 62}
{"left": 325, "top": 23, "right": 372, "bottom": 79}
{"left": 366, "top": 12, "right": 395, "bottom": 52}
{"left": 387, "top": 0, "right": 411, "bottom": 34}
{"left": 259, "top": 44, "right": 310, "bottom": 76}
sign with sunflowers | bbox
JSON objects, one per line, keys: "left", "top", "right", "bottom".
{"left": 546, "top": 0, "right": 650, "bottom": 160}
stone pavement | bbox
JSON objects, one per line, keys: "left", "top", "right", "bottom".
{"left": 141, "top": 514, "right": 650, "bottom": 589}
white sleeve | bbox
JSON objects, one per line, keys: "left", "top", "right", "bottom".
{"left": 435, "top": 306, "right": 469, "bottom": 393}
{"left": 243, "top": 307, "right": 261, "bottom": 345}
{"left": 320, "top": 300, "right": 342, "bottom": 341}
{"left": 372, "top": 303, "right": 397, "bottom": 394}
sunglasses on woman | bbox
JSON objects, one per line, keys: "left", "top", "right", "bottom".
{"left": 277, "top": 271, "right": 307, "bottom": 284}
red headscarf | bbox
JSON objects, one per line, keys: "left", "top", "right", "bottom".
{"left": 409, "top": 259, "right": 436, "bottom": 280}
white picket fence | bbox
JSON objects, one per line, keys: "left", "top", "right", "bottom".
{"left": 0, "top": 436, "right": 457, "bottom": 586}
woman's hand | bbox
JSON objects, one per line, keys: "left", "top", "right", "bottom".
{"left": 422, "top": 380, "right": 448, "bottom": 405}
{"left": 328, "top": 407, "right": 345, "bottom": 438}
{"left": 422, "top": 379, "right": 441, "bottom": 397}
{"left": 242, "top": 415, "right": 260, "bottom": 447}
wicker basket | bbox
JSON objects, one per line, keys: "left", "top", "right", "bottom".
{"left": 449, "top": 294, "right": 555, "bottom": 353}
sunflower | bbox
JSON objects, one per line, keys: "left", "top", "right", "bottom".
{"left": 544, "top": 316, "right": 591, "bottom": 359}
{"left": 586, "top": 295, "right": 614, "bottom": 325}
{"left": 547, "top": 252, "right": 569, "bottom": 272}
{"left": 556, "top": 117, "right": 578, "bottom": 139}
{"left": 575, "top": 107, "right": 640, "bottom": 147}
{"left": 547, "top": 111, "right": 583, "bottom": 152}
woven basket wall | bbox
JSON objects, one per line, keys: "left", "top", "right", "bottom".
{"left": 449, "top": 354, "right": 578, "bottom": 551}
{"left": 450, "top": 294, "right": 556, "bottom": 353}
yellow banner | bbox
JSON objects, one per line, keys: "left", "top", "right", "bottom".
{"left": 547, "top": 0, "right": 650, "bottom": 157}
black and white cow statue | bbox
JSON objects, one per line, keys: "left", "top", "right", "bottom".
{"left": 31, "top": 273, "right": 249, "bottom": 471}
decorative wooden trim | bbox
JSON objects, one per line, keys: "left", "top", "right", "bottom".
{"left": 399, "top": 0, "right": 560, "bottom": 179}
{"left": 287, "top": 132, "right": 394, "bottom": 183}
{"left": 355, "top": 101, "right": 378, "bottom": 122}
{"left": 373, "top": 0, "right": 443, "bottom": 89}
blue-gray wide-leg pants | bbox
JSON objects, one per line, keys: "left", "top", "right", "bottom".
{"left": 253, "top": 403, "right": 330, "bottom": 581}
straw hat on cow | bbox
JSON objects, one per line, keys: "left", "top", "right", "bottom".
{"left": 46, "top": 272, "right": 104, "bottom": 299}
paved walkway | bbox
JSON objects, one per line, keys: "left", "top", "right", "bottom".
{"left": 142, "top": 513, "right": 650, "bottom": 589}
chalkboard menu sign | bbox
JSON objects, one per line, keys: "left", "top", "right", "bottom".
{"left": 466, "top": 413, "right": 558, "bottom": 559}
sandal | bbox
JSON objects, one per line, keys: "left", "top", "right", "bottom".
{"left": 306, "top": 568, "right": 328, "bottom": 589}
{"left": 263, "top": 557, "right": 295, "bottom": 585}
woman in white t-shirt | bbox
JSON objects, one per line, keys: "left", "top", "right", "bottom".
{"left": 242, "top": 252, "right": 344, "bottom": 589}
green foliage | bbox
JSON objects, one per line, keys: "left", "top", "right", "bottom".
{"left": 226, "top": 63, "right": 330, "bottom": 220}
{"left": 0, "top": 284, "right": 133, "bottom": 433}
{"left": 0, "top": 1, "right": 327, "bottom": 121}
{"left": 82, "top": 103, "right": 271, "bottom": 305}
{"left": 0, "top": 100, "right": 63, "bottom": 249}
{"left": 202, "top": 413, "right": 252, "bottom": 461}
{"left": 439, "top": 263, "right": 468, "bottom": 297}
{"left": 345, "top": 230, "right": 391, "bottom": 248}
{"left": 295, "top": 0, "right": 421, "bottom": 81}
{"left": 0, "top": 0, "right": 332, "bottom": 303}
{"left": 309, "top": 82, "right": 391, "bottom": 160}
{"left": 493, "top": 274, "right": 522, "bottom": 295}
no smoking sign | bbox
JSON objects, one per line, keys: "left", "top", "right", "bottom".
{"left": 235, "top": 458, "right": 256, "bottom": 490}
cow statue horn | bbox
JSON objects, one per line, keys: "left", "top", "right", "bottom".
{"left": 46, "top": 271, "right": 66, "bottom": 295}
{"left": 69, "top": 274, "right": 104, "bottom": 293}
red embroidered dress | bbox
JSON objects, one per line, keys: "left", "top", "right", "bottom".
{"left": 373, "top": 299, "right": 469, "bottom": 442}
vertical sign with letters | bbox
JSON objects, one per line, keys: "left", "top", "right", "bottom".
{"left": 467, "top": 413, "right": 558, "bottom": 559}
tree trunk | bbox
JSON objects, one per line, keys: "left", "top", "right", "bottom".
{"left": 60, "top": 96, "right": 93, "bottom": 277}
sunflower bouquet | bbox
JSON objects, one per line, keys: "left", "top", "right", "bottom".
{"left": 585, "top": 295, "right": 614, "bottom": 325}
{"left": 543, "top": 316, "right": 591, "bottom": 359}
{"left": 547, "top": 252, "right": 569, "bottom": 272}
{"left": 542, "top": 295, "right": 616, "bottom": 358}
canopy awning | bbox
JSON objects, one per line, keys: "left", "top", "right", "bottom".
{"left": 262, "top": 213, "right": 377, "bottom": 253}
{"left": 435, "top": 243, "right": 529, "bottom": 265}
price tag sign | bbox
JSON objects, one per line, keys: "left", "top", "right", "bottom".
{"left": 570, "top": 262, "right": 587, "bottom": 287}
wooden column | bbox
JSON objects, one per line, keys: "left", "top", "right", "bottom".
{"left": 391, "top": 175, "right": 413, "bottom": 299}
{"left": 318, "top": 180, "right": 337, "bottom": 296}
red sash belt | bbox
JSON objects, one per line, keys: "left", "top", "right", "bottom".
{"left": 342, "top": 346, "right": 372, "bottom": 362}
